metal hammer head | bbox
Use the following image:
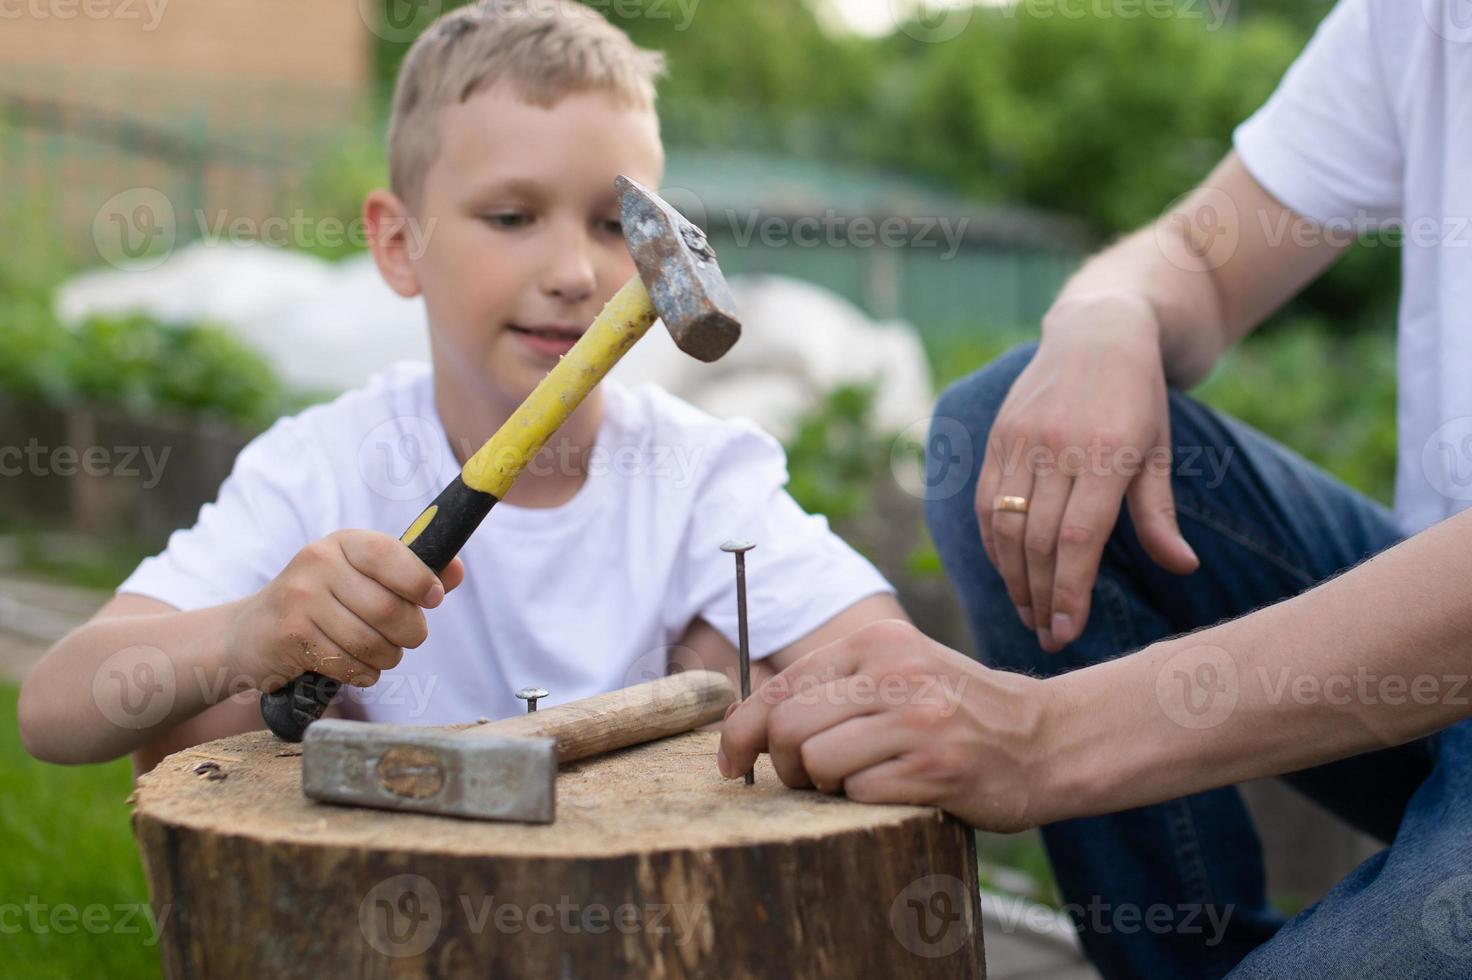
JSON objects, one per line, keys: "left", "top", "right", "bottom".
{"left": 302, "top": 720, "right": 557, "bottom": 823}
{"left": 617, "top": 175, "right": 741, "bottom": 363}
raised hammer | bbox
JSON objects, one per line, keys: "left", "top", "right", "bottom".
{"left": 261, "top": 176, "right": 740, "bottom": 741}
{"left": 301, "top": 669, "right": 736, "bottom": 822}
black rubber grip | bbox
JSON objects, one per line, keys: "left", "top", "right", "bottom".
{"left": 260, "top": 475, "right": 500, "bottom": 741}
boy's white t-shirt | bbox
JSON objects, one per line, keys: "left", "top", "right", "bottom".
{"left": 118, "top": 364, "right": 892, "bottom": 724}
{"left": 1233, "top": 0, "right": 1472, "bottom": 534}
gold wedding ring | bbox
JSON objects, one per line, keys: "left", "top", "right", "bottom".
{"left": 994, "top": 495, "right": 1030, "bottom": 514}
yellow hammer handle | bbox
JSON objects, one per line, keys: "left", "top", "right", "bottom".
{"left": 460, "top": 276, "right": 658, "bottom": 498}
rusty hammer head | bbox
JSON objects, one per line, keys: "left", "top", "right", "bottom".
{"left": 617, "top": 175, "right": 740, "bottom": 363}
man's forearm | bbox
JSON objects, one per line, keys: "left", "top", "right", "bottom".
{"left": 1041, "top": 152, "right": 1347, "bottom": 391}
{"left": 1041, "top": 510, "right": 1472, "bottom": 822}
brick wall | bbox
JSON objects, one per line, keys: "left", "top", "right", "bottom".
{"left": 0, "top": 0, "right": 371, "bottom": 92}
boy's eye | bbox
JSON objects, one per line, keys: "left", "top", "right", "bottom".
{"left": 482, "top": 212, "right": 529, "bottom": 229}
{"left": 599, "top": 219, "right": 623, "bottom": 236}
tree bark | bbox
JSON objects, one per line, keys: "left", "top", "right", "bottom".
{"left": 132, "top": 729, "right": 985, "bottom": 978}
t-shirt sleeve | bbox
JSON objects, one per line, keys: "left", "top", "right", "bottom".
{"left": 674, "top": 421, "right": 894, "bottom": 660}
{"left": 1233, "top": 0, "right": 1403, "bottom": 226}
{"left": 116, "top": 416, "right": 336, "bottom": 611}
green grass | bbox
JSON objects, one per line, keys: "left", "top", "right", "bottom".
{"left": 0, "top": 684, "right": 162, "bottom": 979}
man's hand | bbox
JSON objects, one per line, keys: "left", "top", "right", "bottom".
{"left": 228, "top": 529, "right": 465, "bottom": 692}
{"left": 976, "top": 299, "right": 1199, "bottom": 652}
{"left": 717, "top": 619, "right": 1060, "bottom": 833}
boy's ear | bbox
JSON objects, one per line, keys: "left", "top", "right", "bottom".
{"left": 364, "top": 189, "right": 423, "bottom": 298}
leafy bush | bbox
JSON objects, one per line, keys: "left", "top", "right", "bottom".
{"left": 0, "top": 312, "right": 290, "bottom": 430}
{"left": 784, "top": 383, "right": 891, "bottom": 523}
{"left": 0, "top": 184, "right": 290, "bottom": 429}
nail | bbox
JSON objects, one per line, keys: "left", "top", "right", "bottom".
{"left": 721, "top": 539, "right": 757, "bottom": 787}
{"left": 717, "top": 745, "right": 731, "bottom": 778}
{"left": 1038, "top": 627, "right": 1054, "bottom": 650}
{"left": 1051, "top": 612, "right": 1073, "bottom": 642}
{"left": 516, "top": 687, "right": 548, "bottom": 712}
{"left": 421, "top": 581, "right": 445, "bottom": 607}
{"left": 1017, "top": 605, "right": 1035, "bottom": 630}
{"left": 724, "top": 701, "right": 740, "bottom": 722}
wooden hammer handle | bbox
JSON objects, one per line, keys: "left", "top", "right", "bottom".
{"left": 469, "top": 670, "right": 736, "bottom": 764}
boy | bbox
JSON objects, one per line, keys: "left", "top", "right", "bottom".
{"left": 19, "top": 0, "right": 901, "bottom": 770}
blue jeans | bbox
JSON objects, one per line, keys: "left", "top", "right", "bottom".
{"left": 925, "top": 343, "right": 1472, "bottom": 979}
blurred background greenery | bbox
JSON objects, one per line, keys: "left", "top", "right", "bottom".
{"left": 0, "top": 1, "right": 1400, "bottom": 974}
{"left": 1, "top": 0, "right": 1396, "bottom": 508}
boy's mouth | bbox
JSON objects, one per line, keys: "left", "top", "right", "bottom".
{"left": 508, "top": 323, "right": 584, "bottom": 358}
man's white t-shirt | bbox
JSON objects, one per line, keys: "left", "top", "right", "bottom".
{"left": 1234, "top": 0, "right": 1472, "bottom": 534}
{"left": 118, "top": 364, "right": 892, "bottom": 724}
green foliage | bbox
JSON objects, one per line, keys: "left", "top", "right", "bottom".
{"left": 889, "top": 10, "right": 1301, "bottom": 233}
{"left": 0, "top": 684, "right": 162, "bottom": 979}
{"left": 1196, "top": 322, "right": 1398, "bottom": 503}
{"left": 0, "top": 314, "right": 289, "bottom": 430}
{"left": 784, "top": 383, "right": 892, "bottom": 523}
{"left": 0, "top": 187, "right": 290, "bottom": 429}
{"left": 291, "top": 126, "right": 390, "bottom": 262}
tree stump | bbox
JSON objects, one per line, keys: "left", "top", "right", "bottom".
{"left": 132, "top": 730, "right": 985, "bottom": 978}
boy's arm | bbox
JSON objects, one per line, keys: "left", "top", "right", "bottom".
{"left": 18, "top": 593, "right": 259, "bottom": 767}
{"left": 18, "top": 530, "right": 462, "bottom": 767}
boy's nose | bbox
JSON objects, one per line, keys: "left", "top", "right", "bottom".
{"left": 540, "top": 229, "right": 598, "bottom": 304}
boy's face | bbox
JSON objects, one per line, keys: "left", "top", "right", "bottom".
{"left": 379, "top": 82, "right": 665, "bottom": 407}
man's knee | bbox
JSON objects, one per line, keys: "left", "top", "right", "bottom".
{"left": 924, "top": 342, "right": 1038, "bottom": 542}
{"left": 932, "top": 341, "right": 1038, "bottom": 438}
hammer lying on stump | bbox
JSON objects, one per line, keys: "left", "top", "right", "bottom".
{"left": 260, "top": 175, "right": 742, "bottom": 742}
{"left": 302, "top": 670, "right": 735, "bottom": 822}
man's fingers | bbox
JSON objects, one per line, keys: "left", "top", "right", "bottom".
{"left": 841, "top": 756, "right": 934, "bottom": 808}
{"left": 1021, "top": 469, "right": 1072, "bottom": 651}
{"left": 1126, "top": 456, "right": 1200, "bottom": 575}
{"left": 989, "top": 466, "right": 1037, "bottom": 628}
{"left": 338, "top": 532, "right": 444, "bottom": 607}
{"left": 719, "top": 637, "right": 867, "bottom": 780}
{"left": 766, "top": 678, "right": 879, "bottom": 788}
{"left": 973, "top": 440, "right": 1004, "bottom": 569}
{"left": 1050, "top": 473, "right": 1129, "bottom": 646}
{"left": 798, "top": 714, "right": 916, "bottom": 793}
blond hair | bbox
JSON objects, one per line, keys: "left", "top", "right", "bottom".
{"left": 387, "top": 0, "right": 667, "bottom": 203}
